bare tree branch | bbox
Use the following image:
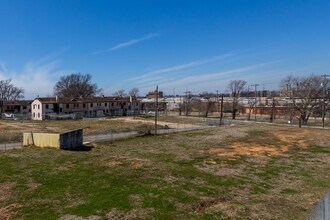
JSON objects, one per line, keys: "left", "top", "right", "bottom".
{"left": 228, "top": 79, "right": 247, "bottom": 119}
{"left": 53, "top": 73, "right": 102, "bottom": 97}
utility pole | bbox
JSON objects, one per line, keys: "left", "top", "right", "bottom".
{"left": 321, "top": 74, "right": 330, "bottom": 128}
{"left": 216, "top": 90, "right": 219, "bottom": 117}
{"left": 184, "top": 90, "right": 191, "bottom": 116}
{"left": 219, "top": 94, "right": 224, "bottom": 126}
{"left": 251, "top": 84, "right": 259, "bottom": 121}
{"left": 154, "top": 85, "right": 159, "bottom": 135}
{"left": 270, "top": 97, "right": 275, "bottom": 123}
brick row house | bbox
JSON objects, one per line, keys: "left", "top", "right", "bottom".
{"left": 31, "top": 96, "right": 140, "bottom": 120}
{"left": 0, "top": 100, "right": 32, "bottom": 119}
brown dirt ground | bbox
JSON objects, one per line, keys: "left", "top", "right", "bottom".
{"left": 0, "top": 182, "right": 20, "bottom": 220}
{"left": 207, "top": 128, "right": 327, "bottom": 159}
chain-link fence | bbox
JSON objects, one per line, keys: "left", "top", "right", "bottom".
{"left": 307, "top": 191, "right": 330, "bottom": 220}
{"left": 0, "top": 117, "right": 237, "bottom": 150}
{"left": 1, "top": 113, "right": 31, "bottom": 120}
{"left": 0, "top": 142, "right": 23, "bottom": 150}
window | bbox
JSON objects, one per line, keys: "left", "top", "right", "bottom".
{"left": 105, "top": 103, "right": 107, "bottom": 106}
{"left": 23, "top": 106, "right": 27, "bottom": 109}
{"left": 46, "top": 104, "right": 49, "bottom": 109}
{"left": 38, "top": 105, "right": 40, "bottom": 109}
{"left": 33, "top": 113, "right": 35, "bottom": 117}
{"left": 60, "top": 108, "right": 62, "bottom": 112}
{"left": 90, "top": 103, "right": 93, "bottom": 107}
{"left": 66, "top": 104, "right": 69, "bottom": 108}
{"left": 38, "top": 113, "right": 40, "bottom": 118}
{"left": 33, "top": 104, "right": 35, "bottom": 109}
{"left": 83, "top": 104, "right": 86, "bottom": 108}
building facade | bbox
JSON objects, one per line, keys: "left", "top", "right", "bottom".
{"left": 31, "top": 96, "right": 140, "bottom": 120}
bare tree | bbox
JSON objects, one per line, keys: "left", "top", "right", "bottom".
{"left": 280, "top": 75, "right": 324, "bottom": 127}
{"left": 200, "top": 92, "right": 215, "bottom": 117}
{"left": 113, "top": 89, "right": 127, "bottom": 98}
{"left": 128, "top": 88, "right": 139, "bottom": 98}
{"left": 0, "top": 79, "right": 24, "bottom": 100}
{"left": 246, "top": 97, "right": 256, "bottom": 121}
{"left": 228, "top": 80, "right": 247, "bottom": 119}
{"left": 54, "top": 73, "right": 101, "bottom": 97}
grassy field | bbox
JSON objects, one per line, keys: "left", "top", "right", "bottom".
{"left": 0, "top": 118, "right": 154, "bottom": 143}
{"left": 0, "top": 124, "right": 329, "bottom": 219}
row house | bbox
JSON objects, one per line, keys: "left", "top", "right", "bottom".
{"left": 1, "top": 100, "right": 32, "bottom": 116}
{"left": 31, "top": 96, "right": 140, "bottom": 120}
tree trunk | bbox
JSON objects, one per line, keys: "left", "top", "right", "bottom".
{"left": 232, "top": 109, "right": 236, "bottom": 119}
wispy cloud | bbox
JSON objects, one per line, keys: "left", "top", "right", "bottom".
{"left": 0, "top": 60, "right": 7, "bottom": 72}
{"left": 92, "top": 33, "right": 160, "bottom": 55}
{"left": 138, "top": 61, "right": 279, "bottom": 94}
{"left": 0, "top": 52, "right": 69, "bottom": 99}
{"left": 131, "top": 53, "right": 234, "bottom": 82}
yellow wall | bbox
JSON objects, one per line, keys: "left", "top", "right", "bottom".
{"left": 23, "top": 133, "right": 60, "bottom": 148}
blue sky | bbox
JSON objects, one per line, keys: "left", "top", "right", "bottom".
{"left": 0, "top": 0, "right": 329, "bottom": 98}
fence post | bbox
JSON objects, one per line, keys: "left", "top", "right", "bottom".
{"left": 325, "top": 192, "right": 329, "bottom": 220}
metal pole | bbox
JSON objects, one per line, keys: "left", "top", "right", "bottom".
{"left": 251, "top": 84, "right": 259, "bottom": 121}
{"left": 220, "top": 94, "right": 224, "bottom": 126}
{"left": 321, "top": 74, "right": 330, "bottom": 128}
{"left": 270, "top": 97, "right": 275, "bottom": 123}
{"left": 155, "top": 85, "right": 159, "bottom": 135}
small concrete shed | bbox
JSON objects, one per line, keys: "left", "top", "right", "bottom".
{"left": 23, "top": 129, "right": 83, "bottom": 150}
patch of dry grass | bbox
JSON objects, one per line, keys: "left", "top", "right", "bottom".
{"left": 0, "top": 124, "right": 329, "bottom": 219}
{"left": 0, "top": 118, "right": 151, "bottom": 143}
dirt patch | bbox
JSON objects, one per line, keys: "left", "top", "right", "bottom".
{"left": 107, "top": 161, "right": 123, "bottom": 167}
{"left": 131, "top": 161, "right": 146, "bottom": 169}
{"left": 27, "top": 179, "right": 41, "bottom": 191}
{"left": 129, "top": 194, "right": 144, "bottom": 207}
{"left": 0, "top": 204, "right": 22, "bottom": 220}
{"left": 208, "top": 144, "right": 289, "bottom": 158}
{"left": 0, "top": 182, "right": 16, "bottom": 202}
{"left": 205, "top": 126, "right": 252, "bottom": 142}
{"left": 208, "top": 129, "right": 328, "bottom": 159}
{"left": 59, "top": 215, "right": 101, "bottom": 220}
{"left": 197, "top": 165, "right": 243, "bottom": 176}
{"left": 106, "top": 208, "right": 155, "bottom": 220}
